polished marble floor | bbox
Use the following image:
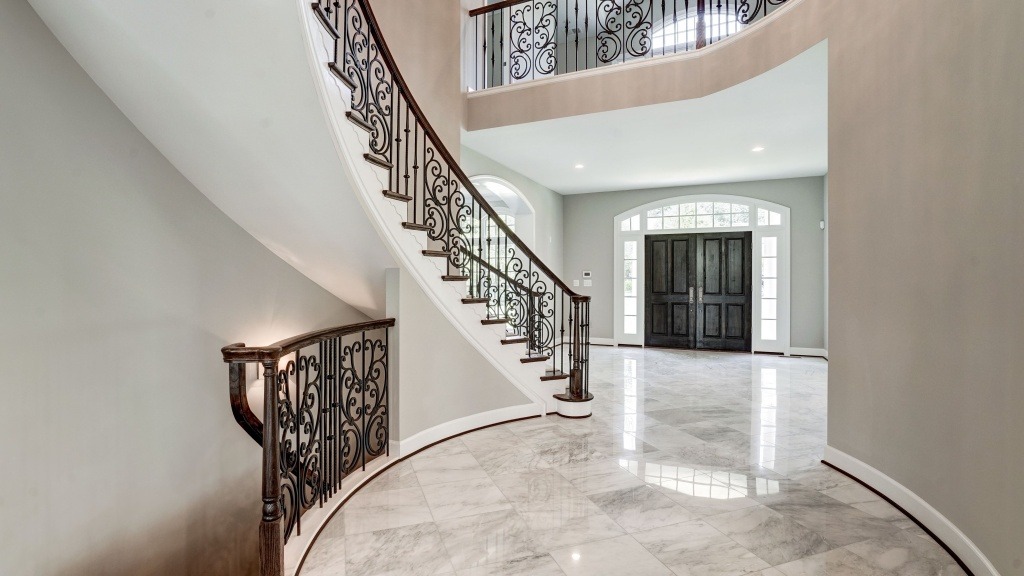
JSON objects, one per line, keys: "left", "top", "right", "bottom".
{"left": 302, "top": 347, "right": 965, "bottom": 576}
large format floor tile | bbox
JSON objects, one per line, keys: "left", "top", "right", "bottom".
{"left": 300, "top": 348, "right": 965, "bottom": 576}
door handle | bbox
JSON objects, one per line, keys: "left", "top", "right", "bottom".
{"left": 689, "top": 287, "right": 694, "bottom": 301}
{"left": 698, "top": 287, "right": 703, "bottom": 304}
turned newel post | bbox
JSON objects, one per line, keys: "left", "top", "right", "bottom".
{"left": 259, "top": 358, "right": 284, "bottom": 576}
{"left": 696, "top": 0, "right": 707, "bottom": 49}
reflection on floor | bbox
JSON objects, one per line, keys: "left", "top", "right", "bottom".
{"left": 302, "top": 347, "right": 966, "bottom": 576}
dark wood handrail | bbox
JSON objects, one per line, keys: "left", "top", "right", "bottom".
{"left": 357, "top": 0, "right": 584, "bottom": 300}
{"left": 221, "top": 318, "right": 396, "bottom": 363}
{"left": 468, "top": 0, "right": 532, "bottom": 18}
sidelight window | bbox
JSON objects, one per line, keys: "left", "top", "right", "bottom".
{"left": 760, "top": 236, "right": 778, "bottom": 341}
{"left": 623, "top": 240, "right": 639, "bottom": 334}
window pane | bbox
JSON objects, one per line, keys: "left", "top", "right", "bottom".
{"left": 761, "top": 279, "right": 777, "bottom": 299}
{"left": 714, "top": 214, "right": 731, "bottom": 227}
{"left": 732, "top": 213, "right": 749, "bottom": 227}
{"left": 648, "top": 208, "right": 663, "bottom": 218}
{"left": 733, "top": 204, "right": 750, "bottom": 214}
{"left": 762, "top": 257, "right": 778, "bottom": 278}
{"left": 761, "top": 237, "right": 778, "bottom": 257}
{"left": 761, "top": 319, "right": 777, "bottom": 340}
{"left": 621, "top": 219, "right": 630, "bottom": 231}
{"left": 697, "top": 202, "right": 714, "bottom": 215}
{"left": 625, "top": 260, "right": 637, "bottom": 279}
{"left": 624, "top": 297, "right": 637, "bottom": 316}
{"left": 697, "top": 215, "right": 714, "bottom": 228}
{"left": 758, "top": 208, "right": 769, "bottom": 226}
{"left": 624, "top": 241, "right": 637, "bottom": 259}
{"left": 714, "top": 202, "right": 732, "bottom": 214}
{"left": 680, "top": 216, "right": 696, "bottom": 229}
{"left": 681, "top": 203, "right": 696, "bottom": 215}
{"left": 648, "top": 217, "right": 663, "bottom": 230}
{"left": 770, "top": 211, "right": 782, "bottom": 226}
{"left": 664, "top": 204, "right": 679, "bottom": 216}
{"left": 624, "top": 316, "right": 637, "bottom": 335}
{"left": 625, "top": 279, "right": 636, "bottom": 297}
{"left": 664, "top": 217, "right": 679, "bottom": 229}
{"left": 762, "top": 299, "right": 777, "bottom": 320}
{"left": 630, "top": 215, "right": 640, "bottom": 229}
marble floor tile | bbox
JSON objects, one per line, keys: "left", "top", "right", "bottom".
{"left": 436, "top": 509, "right": 539, "bottom": 571}
{"left": 845, "top": 530, "right": 968, "bottom": 576}
{"left": 632, "top": 519, "right": 770, "bottom": 576}
{"left": 342, "top": 486, "right": 435, "bottom": 535}
{"left": 421, "top": 477, "right": 512, "bottom": 521}
{"left": 360, "top": 460, "right": 421, "bottom": 494}
{"left": 703, "top": 505, "right": 834, "bottom": 566}
{"left": 454, "top": 554, "right": 566, "bottom": 576}
{"left": 773, "top": 548, "right": 889, "bottom": 576}
{"left": 299, "top": 348, "right": 963, "bottom": 576}
{"left": 412, "top": 453, "right": 489, "bottom": 486}
{"left": 345, "top": 523, "right": 455, "bottom": 576}
{"left": 549, "top": 535, "right": 674, "bottom": 576}
{"left": 589, "top": 485, "right": 699, "bottom": 533}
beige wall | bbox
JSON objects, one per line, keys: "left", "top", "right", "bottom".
{"left": 387, "top": 268, "right": 531, "bottom": 439}
{"left": 826, "top": 1, "right": 1024, "bottom": 575}
{"left": 371, "top": 0, "right": 464, "bottom": 157}
{"left": 562, "top": 177, "right": 826, "bottom": 347}
{"left": 0, "top": 2, "right": 369, "bottom": 574}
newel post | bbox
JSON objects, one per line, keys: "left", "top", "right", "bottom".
{"left": 259, "top": 359, "right": 284, "bottom": 576}
{"left": 569, "top": 296, "right": 584, "bottom": 398}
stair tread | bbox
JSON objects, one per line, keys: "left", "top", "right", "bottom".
{"left": 402, "top": 222, "right": 431, "bottom": 231}
{"left": 462, "top": 297, "right": 489, "bottom": 304}
{"left": 442, "top": 275, "right": 470, "bottom": 281}
{"left": 501, "top": 336, "right": 529, "bottom": 345}
{"left": 346, "top": 111, "right": 373, "bottom": 132}
{"left": 383, "top": 191, "right": 413, "bottom": 202}
{"left": 521, "top": 354, "right": 551, "bottom": 363}
{"left": 422, "top": 250, "right": 452, "bottom": 258}
{"left": 540, "top": 370, "right": 570, "bottom": 381}
{"left": 363, "top": 153, "right": 393, "bottom": 169}
{"left": 481, "top": 318, "right": 509, "bottom": 325}
{"left": 328, "top": 62, "right": 356, "bottom": 90}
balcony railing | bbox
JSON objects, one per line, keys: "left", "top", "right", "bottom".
{"left": 468, "top": 0, "right": 789, "bottom": 90}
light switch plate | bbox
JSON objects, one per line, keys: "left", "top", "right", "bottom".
{"left": 583, "top": 279, "right": 593, "bottom": 287}
{"left": 573, "top": 279, "right": 580, "bottom": 287}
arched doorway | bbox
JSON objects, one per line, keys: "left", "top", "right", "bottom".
{"left": 614, "top": 194, "right": 791, "bottom": 353}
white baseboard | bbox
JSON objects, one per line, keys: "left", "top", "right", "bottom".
{"left": 399, "top": 403, "right": 543, "bottom": 456}
{"left": 591, "top": 337, "right": 616, "bottom": 346}
{"left": 790, "top": 347, "right": 828, "bottom": 358}
{"left": 823, "top": 446, "right": 998, "bottom": 576}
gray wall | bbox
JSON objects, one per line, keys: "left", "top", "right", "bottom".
{"left": 0, "top": 2, "right": 367, "bottom": 574}
{"left": 461, "top": 146, "right": 566, "bottom": 273}
{"left": 563, "top": 177, "right": 826, "bottom": 347}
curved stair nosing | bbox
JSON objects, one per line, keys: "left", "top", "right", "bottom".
{"left": 299, "top": 2, "right": 564, "bottom": 421}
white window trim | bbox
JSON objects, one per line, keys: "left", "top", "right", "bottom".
{"left": 613, "top": 194, "right": 791, "bottom": 354}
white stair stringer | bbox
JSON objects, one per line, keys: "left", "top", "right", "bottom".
{"left": 298, "top": 3, "right": 563, "bottom": 414}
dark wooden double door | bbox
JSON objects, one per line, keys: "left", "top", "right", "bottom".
{"left": 645, "top": 232, "right": 752, "bottom": 351}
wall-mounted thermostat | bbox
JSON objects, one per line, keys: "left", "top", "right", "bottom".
{"left": 582, "top": 270, "right": 592, "bottom": 278}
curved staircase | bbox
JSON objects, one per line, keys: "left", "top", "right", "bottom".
{"left": 301, "top": 0, "right": 594, "bottom": 417}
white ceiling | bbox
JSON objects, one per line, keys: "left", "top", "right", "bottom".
{"left": 462, "top": 42, "right": 828, "bottom": 195}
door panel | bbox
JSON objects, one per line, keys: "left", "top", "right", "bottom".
{"left": 645, "top": 236, "right": 695, "bottom": 348}
{"left": 646, "top": 232, "right": 752, "bottom": 351}
{"left": 697, "top": 232, "right": 752, "bottom": 351}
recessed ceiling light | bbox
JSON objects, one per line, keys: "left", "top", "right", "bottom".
{"left": 751, "top": 146, "right": 766, "bottom": 152}
{"left": 573, "top": 163, "right": 585, "bottom": 169}
{"left": 571, "top": 552, "right": 581, "bottom": 561}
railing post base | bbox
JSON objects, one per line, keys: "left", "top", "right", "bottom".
{"left": 259, "top": 518, "right": 285, "bottom": 576}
